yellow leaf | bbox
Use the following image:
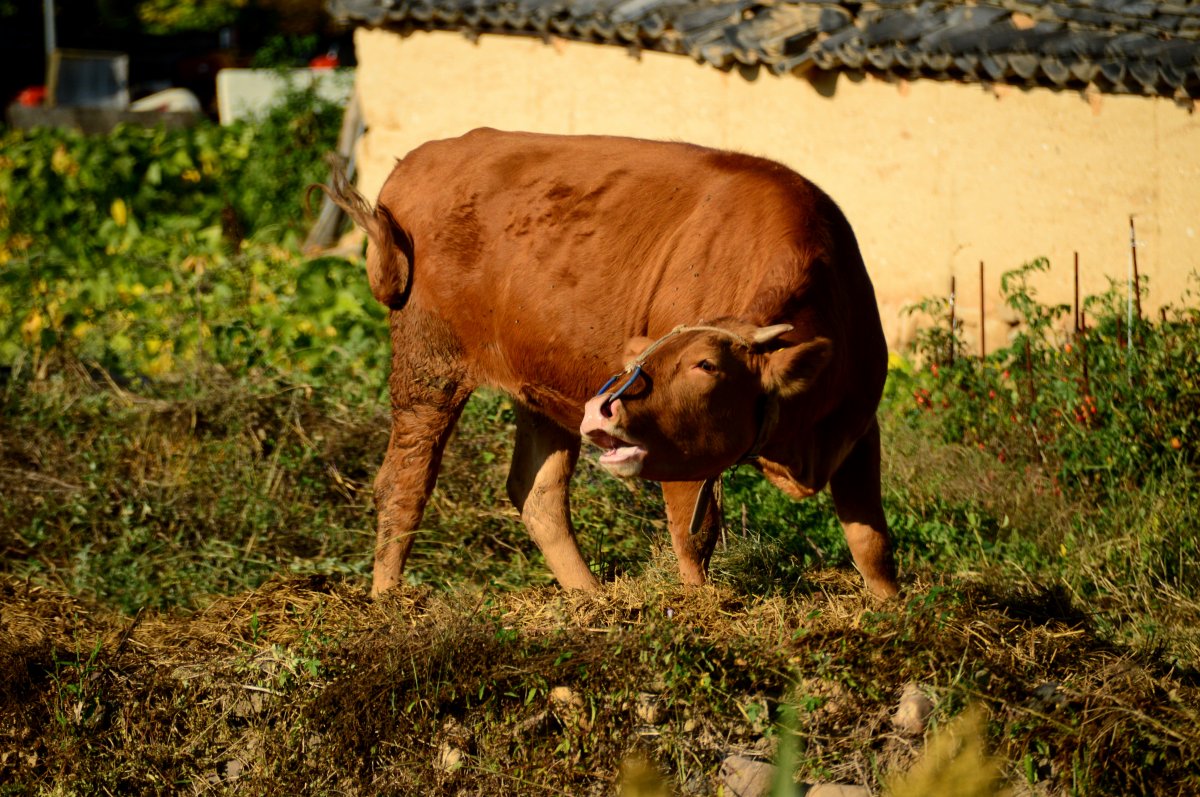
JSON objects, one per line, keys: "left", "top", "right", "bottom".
{"left": 143, "top": 351, "right": 175, "bottom": 377}
{"left": 111, "top": 198, "right": 128, "bottom": 227}
{"left": 887, "top": 352, "right": 912, "bottom": 373}
{"left": 20, "top": 310, "right": 44, "bottom": 341}
{"left": 51, "top": 145, "right": 78, "bottom": 176}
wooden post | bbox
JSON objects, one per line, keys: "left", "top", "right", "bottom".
{"left": 303, "top": 93, "right": 365, "bottom": 254}
{"left": 43, "top": 0, "right": 57, "bottom": 68}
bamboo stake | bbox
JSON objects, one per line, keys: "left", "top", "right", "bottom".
{"left": 979, "top": 260, "right": 986, "bottom": 358}
{"left": 1073, "top": 252, "right": 1080, "bottom": 335}
{"left": 1129, "top": 215, "right": 1143, "bottom": 323}
{"left": 1080, "top": 310, "right": 1091, "bottom": 399}
{"left": 949, "top": 275, "right": 956, "bottom": 365}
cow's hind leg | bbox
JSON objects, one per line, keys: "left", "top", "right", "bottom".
{"left": 372, "top": 314, "right": 472, "bottom": 596}
{"left": 506, "top": 406, "right": 597, "bottom": 590}
{"left": 829, "top": 417, "right": 900, "bottom": 599}
{"left": 662, "top": 480, "right": 723, "bottom": 586}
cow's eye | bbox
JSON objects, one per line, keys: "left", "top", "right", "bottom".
{"left": 695, "top": 359, "right": 717, "bottom": 374}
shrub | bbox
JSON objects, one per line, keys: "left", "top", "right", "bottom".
{"left": 893, "top": 258, "right": 1199, "bottom": 496}
{"left": 0, "top": 86, "right": 375, "bottom": 385}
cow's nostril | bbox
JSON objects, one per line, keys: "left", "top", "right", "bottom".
{"left": 600, "top": 397, "right": 614, "bottom": 419}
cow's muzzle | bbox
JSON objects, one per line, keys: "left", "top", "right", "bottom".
{"left": 580, "top": 395, "right": 648, "bottom": 477}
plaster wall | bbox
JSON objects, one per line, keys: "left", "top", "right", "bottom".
{"left": 353, "top": 27, "right": 1200, "bottom": 351}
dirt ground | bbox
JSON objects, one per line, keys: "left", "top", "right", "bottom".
{"left": 3, "top": 569, "right": 1198, "bottom": 795}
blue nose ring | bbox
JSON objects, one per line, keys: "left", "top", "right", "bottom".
{"left": 596, "top": 364, "right": 644, "bottom": 413}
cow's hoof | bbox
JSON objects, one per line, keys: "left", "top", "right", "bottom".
{"left": 867, "top": 579, "right": 901, "bottom": 600}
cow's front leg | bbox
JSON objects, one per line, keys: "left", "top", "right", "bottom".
{"left": 829, "top": 417, "right": 899, "bottom": 599}
{"left": 507, "top": 406, "right": 597, "bottom": 590}
{"left": 662, "top": 480, "right": 723, "bottom": 585}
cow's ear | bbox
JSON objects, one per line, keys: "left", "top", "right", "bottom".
{"left": 763, "top": 337, "right": 832, "bottom": 398}
{"left": 623, "top": 336, "right": 655, "bottom": 366}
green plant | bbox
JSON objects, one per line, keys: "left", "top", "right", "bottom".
{"left": 0, "top": 91, "right": 376, "bottom": 387}
{"left": 50, "top": 638, "right": 105, "bottom": 731}
{"left": 136, "top": 0, "right": 248, "bottom": 34}
{"left": 251, "top": 34, "right": 321, "bottom": 68}
{"left": 880, "top": 261, "right": 1200, "bottom": 668}
{"left": 895, "top": 259, "right": 1198, "bottom": 495}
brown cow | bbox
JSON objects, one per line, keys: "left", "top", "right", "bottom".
{"left": 316, "top": 128, "right": 899, "bottom": 599}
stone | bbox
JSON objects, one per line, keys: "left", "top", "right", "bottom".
{"left": 806, "top": 784, "right": 870, "bottom": 797}
{"left": 719, "top": 755, "right": 776, "bottom": 797}
{"left": 436, "top": 743, "right": 465, "bottom": 773}
{"left": 892, "top": 682, "right": 935, "bottom": 736}
{"left": 635, "top": 692, "right": 662, "bottom": 725}
{"left": 549, "top": 686, "right": 591, "bottom": 732}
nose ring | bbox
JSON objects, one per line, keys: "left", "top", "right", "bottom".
{"left": 596, "top": 364, "right": 643, "bottom": 414}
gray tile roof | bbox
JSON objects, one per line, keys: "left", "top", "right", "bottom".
{"left": 330, "top": 0, "right": 1200, "bottom": 98}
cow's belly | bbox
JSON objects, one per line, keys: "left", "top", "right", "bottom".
{"left": 759, "top": 459, "right": 822, "bottom": 499}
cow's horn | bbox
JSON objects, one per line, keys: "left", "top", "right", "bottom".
{"left": 751, "top": 324, "right": 794, "bottom": 345}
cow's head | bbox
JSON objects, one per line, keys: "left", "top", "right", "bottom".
{"left": 580, "top": 320, "right": 832, "bottom": 481}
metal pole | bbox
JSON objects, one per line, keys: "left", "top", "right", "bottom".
{"left": 43, "top": 0, "right": 56, "bottom": 63}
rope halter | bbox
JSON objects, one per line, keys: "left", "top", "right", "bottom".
{"left": 594, "top": 324, "right": 754, "bottom": 415}
{"left": 591, "top": 322, "right": 794, "bottom": 540}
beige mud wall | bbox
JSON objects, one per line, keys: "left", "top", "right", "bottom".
{"left": 353, "top": 27, "right": 1200, "bottom": 352}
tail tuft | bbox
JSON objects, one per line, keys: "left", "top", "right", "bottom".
{"left": 307, "top": 165, "right": 411, "bottom": 308}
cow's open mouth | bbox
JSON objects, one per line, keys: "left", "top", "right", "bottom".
{"left": 589, "top": 431, "right": 648, "bottom": 474}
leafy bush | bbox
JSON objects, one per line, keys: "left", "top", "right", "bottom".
{"left": 136, "top": 0, "right": 248, "bottom": 34}
{"left": 892, "top": 258, "right": 1199, "bottom": 495}
{"left": 0, "top": 86, "right": 375, "bottom": 385}
{"left": 252, "top": 34, "right": 322, "bottom": 68}
{"left": 0, "top": 83, "right": 342, "bottom": 255}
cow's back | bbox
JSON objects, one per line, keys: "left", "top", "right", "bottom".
{"left": 375, "top": 129, "right": 884, "bottom": 431}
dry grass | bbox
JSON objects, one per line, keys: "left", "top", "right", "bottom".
{"left": 2, "top": 370, "right": 1199, "bottom": 794}
{"left": 4, "top": 568, "right": 1199, "bottom": 795}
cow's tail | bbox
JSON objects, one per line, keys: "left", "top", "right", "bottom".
{"left": 307, "top": 166, "right": 411, "bottom": 309}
